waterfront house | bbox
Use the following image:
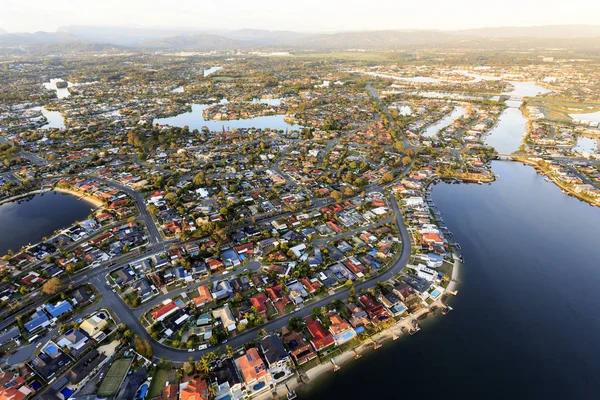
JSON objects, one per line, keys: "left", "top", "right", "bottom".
{"left": 327, "top": 311, "right": 357, "bottom": 345}
{"left": 281, "top": 327, "right": 317, "bottom": 365}
{"left": 304, "top": 317, "right": 335, "bottom": 351}
{"left": 235, "top": 348, "right": 272, "bottom": 395}
{"left": 259, "top": 334, "right": 292, "bottom": 382}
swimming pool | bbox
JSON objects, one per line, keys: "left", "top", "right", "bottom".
{"left": 175, "top": 299, "right": 185, "bottom": 307}
{"left": 137, "top": 383, "right": 149, "bottom": 399}
{"left": 430, "top": 289, "right": 441, "bottom": 297}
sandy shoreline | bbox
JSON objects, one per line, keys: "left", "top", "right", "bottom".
{"left": 53, "top": 187, "right": 105, "bottom": 208}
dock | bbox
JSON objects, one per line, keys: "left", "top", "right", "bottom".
{"left": 331, "top": 359, "right": 341, "bottom": 372}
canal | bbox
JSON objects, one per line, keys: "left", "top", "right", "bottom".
{"left": 301, "top": 161, "right": 600, "bottom": 399}
{"left": 0, "top": 192, "right": 95, "bottom": 256}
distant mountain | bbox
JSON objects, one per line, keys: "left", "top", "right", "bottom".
{"left": 456, "top": 24, "right": 600, "bottom": 38}
{"left": 58, "top": 25, "right": 212, "bottom": 46}
{"left": 2, "top": 24, "right": 600, "bottom": 52}
{"left": 140, "top": 34, "right": 250, "bottom": 51}
{"left": 290, "top": 30, "right": 464, "bottom": 49}
{"left": 220, "top": 29, "right": 310, "bottom": 45}
{"left": 0, "top": 31, "right": 81, "bottom": 45}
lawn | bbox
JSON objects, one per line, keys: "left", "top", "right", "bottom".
{"left": 97, "top": 358, "right": 132, "bottom": 397}
{"left": 149, "top": 367, "right": 176, "bottom": 398}
{"left": 524, "top": 97, "right": 600, "bottom": 123}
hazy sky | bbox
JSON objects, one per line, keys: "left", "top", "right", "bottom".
{"left": 1, "top": 0, "right": 599, "bottom": 33}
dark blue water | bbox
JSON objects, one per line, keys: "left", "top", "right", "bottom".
{"left": 302, "top": 161, "right": 600, "bottom": 399}
{"left": 0, "top": 192, "right": 94, "bottom": 255}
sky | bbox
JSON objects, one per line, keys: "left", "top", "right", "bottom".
{"left": 1, "top": 0, "right": 599, "bottom": 33}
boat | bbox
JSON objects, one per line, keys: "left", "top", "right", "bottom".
{"left": 442, "top": 306, "right": 454, "bottom": 315}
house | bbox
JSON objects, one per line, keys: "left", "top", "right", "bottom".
{"left": 25, "top": 310, "right": 50, "bottom": 334}
{"left": 152, "top": 301, "right": 179, "bottom": 322}
{"left": 211, "top": 280, "right": 233, "bottom": 301}
{"left": 195, "top": 285, "right": 213, "bottom": 306}
{"left": 212, "top": 305, "right": 236, "bottom": 332}
{"left": 209, "top": 357, "right": 244, "bottom": 400}
{"left": 235, "top": 348, "right": 272, "bottom": 395}
{"left": 56, "top": 329, "right": 89, "bottom": 354}
{"left": 79, "top": 314, "right": 109, "bottom": 340}
{"left": 358, "top": 294, "right": 390, "bottom": 322}
{"left": 179, "top": 378, "right": 208, "bottom": 400}
{"left": 249, "top": 293, "right": 269, "bottom": 319}
{"left": 327, "top": 312, "right": 357, "bottom": 345}
{"left": 259, "top": 335, "right": 292, "bottom": 382}
{"left": 0, "top": 370, "right": 32, "bottom": 400}
{"left": 281, "top": 327, "right": 317, "bottom": 366}
{"left": 304, "top": 317, "right": 335, "bottom": 351}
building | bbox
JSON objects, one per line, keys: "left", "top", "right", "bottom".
{"left": 304, "top": 317, "right": 335, "bottom": 351}
{"left": 235, "top": 348, "right": 272, "bottom": 395}
{"left": 281, "top": 328, "right": 317, "bottom": 365}
{"left": 79, "top": 314, "right": 108, "bottom": 340}
{"left": 327, "top": 312, "right": 357, "bottom": 345}
{"left": 258, "top": 335, "right": 292, "bottom": 382}
{"left": 179, "top": 378, "right": 208, "bottom": 400}
{"left": 209, "top": 357, "right": 244, "bottom": 400}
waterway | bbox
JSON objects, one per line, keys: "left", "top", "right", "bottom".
{"left": 485, "top": 81, "right": 552, "bottom": 153}
{"left": 153, "top": 102, "right": 304, "bottom": 132}
{"left": 43, "top": 78, "right": 72, "bottom": 99}
{"left": 302, "top": 160, "right": 600, "bottom": 399}
{"left": 423, "top": 106, "right": 467, "bottom": 138}
{"left": 575, "top": 136, "right": 599, "bottom": 155}
{"left": 37, "top": 106, "right": 66, "bottom": 130}
{"left": 0, "top": 192, "right": 95, "bottom": 255}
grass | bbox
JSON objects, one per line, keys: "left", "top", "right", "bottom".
{"left": 524, "top": 97, "right": 600, "bottom": 123}
{"left": 97, "top": 358, "right": 132, "bottom": 397}
{"left": 148, "top": 367, "right": 175, "bottom": 398}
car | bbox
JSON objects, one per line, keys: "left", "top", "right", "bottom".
{"left": 188, "top": 349, "right": 194, "bottom": 352}
{"left": 222, "top": 339, "right": 228, "bottom": 344}
{"left": 198, "top": 344, "right": 208, "bottom": 350}
{"left": 90, "top": 261, "right": 101, "bottom": 268}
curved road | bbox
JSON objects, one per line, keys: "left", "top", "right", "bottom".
{"left": 118, "top": 193, "right": 411, "bottom": 362}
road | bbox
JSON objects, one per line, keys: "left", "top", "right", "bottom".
{"left": 90, "top": 176, "right": 163, "bottom": 244}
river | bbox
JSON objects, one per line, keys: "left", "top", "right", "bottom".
{"left": 301, "top": 160, "right": 600, "bottom": 399}
{"left": 0, "top": 192, "right": 95, "bottom": 255}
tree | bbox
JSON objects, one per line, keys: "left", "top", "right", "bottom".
{"left": 184, "top": 362, "right": 195, "bottom": 375}
{"left": 402, "top": 156, "right": 412, "bottom": 166}
{"left": 225, "top": 345, "right": 233, "bottom": 358}
{"left": 288, "top": 316, "right": 304, "bottom": 331}
{"left": 257, "top": 328, "right": 267, "bottom": 339}
{"left": 330, "top": 190, "right": 342, "bottom": 203}
{"left": 193, "top": 172, "right": 206, "bottom": 186}
{"left": 380, "top": 172, "right": 394, "bottom": 183}
{"left": 42, "top": 277, "right": 61, "bottom": 295}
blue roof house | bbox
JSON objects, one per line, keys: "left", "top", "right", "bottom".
{"left": 45, "top": 300, "right": 74, "bottom": 319}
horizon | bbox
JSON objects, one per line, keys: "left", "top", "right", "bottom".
{"left": 1, "top": 0, "right": 599, "bottom": 34}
